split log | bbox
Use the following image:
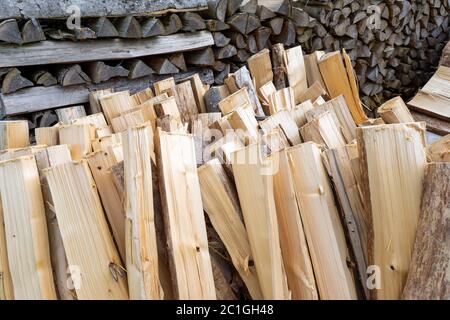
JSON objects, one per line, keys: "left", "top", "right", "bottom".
{"left": 246, "top": 14, "right": 261, "bottom": 34}
{"left": 185, "top": 48, "right": 216, "bottom": 67}
{"left": 89, "top": 89, "right": 114, "bottom": 114}
{"left": 88, "top": 17, "right": 119, "bottom": 38}
{"left": 268, "top": 87, "right": 295, "bottom": 115}
{"left": 253, "top": 27, "right": 271, "bottom": 50}
{"left": 208, "top": 0, "right": 228, "bottom": 22}
{"left": 402, "top": 163, "right": 450, "bottom": 300}
{"left": 227, "top": 13, "right": 248, "bottom": 34}
{"left": 219, "top": 87, "right": 252, "bottom": 115}
{"left": 270, "top": 148, "right": 318, "bottom": 299}
{"left": 141, "top": 17, "right": 165, "bottom": 37}
{"left": 2, "top": 68, "right": 33, "bottom": 94}
{"left": 269, "top": 17, "right": 284, "bottom": 35}
{"left": 31, "top": 70, "right": 57, "bottom": 87}
{"left": 304, "top": 51, "right": 327, "bottom": 90}
{"left": 204, "top": 85, "right": 230, "bottom": 113}
{"left": 285, "top": 45, "right": 307, "bottom": 105}
{"left": 0, "top": 120, "right": 29, "bottom": 149}
{"left": 257, "top": 5, "right": 276, "bottom": 20}
{"left": 247, "top": 49, "right": 273, "bottom": 92}
{"left": 198, "top": 159, "right": 262, "bottom": 299}
{"left": 164, "top": 14, "right": 183, "bottom": 35}
{"left": 88, "top": 62, "right": 129, "bottom": 84}
{"left": 147, "top": 57, "right": 179, "bottom": 75}
{"left": 124, "top": 59, "right": 155, "bottom": 79}
{"left": 300, "top": 111, "right": 346, "bottom": 149}
{"left": 357, "top": 123, "right": 427, "bottom": 300}
{"left": 377, "top": 96, "right": 415, "bottom": 124}
{"left": 99, "top": 91, "right": 133, "bottom": 124}
{"left": 85, "top": 150, "right": 126, "bottom": 262}
{"left": 72, "top": 27, "right": 97, "bottom": 41}
{"left": 168, "top": 53, "right": 187, "bottom": 72}
{"left": 156, "top": 130, "right": 216, "bottom": 299}
{"left": 44, "top": 160, "right": 129, "bottom": 300}
{"left": 56, "top": 65, "right": 91, "bottom": 87}
{"left": 271, "top": 19, "right": 296, "bottom": 46}
{"left": 175, "top": 80, "right": 199, "bottom": 124}
{"left": 58, "top": 123, "right": 95, "bottom": 160}
{"left": 227, "top": 0, "right": 243, "bottom": 16}
{"left": 182, "top": 73, "right": 207, "bottom": 113}
{"left": 0, "top": 156, "right": 57, "bottom": 300}
{"left": 287, "top": 142, "right": 357, "bottom": 300}
{"left": 214, "top": 44, "right": 238, "bottom": 59}
{"left": 181, "top": 12, "right": 206, "bottom": 32}
{"left": 206, "top": 19, "right": 230, "bottom": 31}
{"left": 271, "top": 43, "right": 288, "bottom": 90}
{"left": 114, "top": 16, "right": 142, "bottom": 38}
{"left": 228, "top": 105, "right": 259, "bottom": 145}
{"left": 213, "top": 32, "right": 231, "bottom": 47}
{"left": 55, "top": 105, "right": 86, "bottom": 124}
{"left": 35, "top": 124, "right": 60, "bottom": 146}
{"left": 232, "top": 143, "right": 289, "bottom": 300}
{"left": 0, "top": 19, "right": 22, "bottom": 44}
{"left": 240, "top": 0, "right": 257, "bottom": 14}
{"left": 259, "top": 110, "right": 301, "bottom": 146}
{"left": 122, "top": 124, "right": 163, "bottom": 299}
{"left": 21, "top": 18, "right": 45, "bottom": 43}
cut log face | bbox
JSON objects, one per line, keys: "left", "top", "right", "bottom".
{"left": 44, "top": 160, "right": 129, "bottom": 300}
{"left": 402, "top": 163, "right": 450, "bottom": 300}
{"left": 168, "top": 53, "right": 187, "bottom": 72}
{"left": 357, "top": 123, "right": 427, "bottom": 300}
{"left": 89, "top": 17, "right": 119, "bottom": 38}
{"left": 31, "top": 70, "right": 57, "bottom": 87}
{"left": 181, "top": 12, "right": 206, "bottom": 32}
{"left": 206, "top": 19, "right": 230, "bottom": 32}
{"left": 2, "top": 68, "right": 33, "bottom": 94}
{"left": 56, "top": 64, "right": 91, "bottom": 86}
{"left": 208, "top": 0, "right": 228, "bottom": 22}
{"left": 164, "top": 14, "right": 183, "bottom": 35}
{"left": 88, "top": 62, "right": 129, "bottom": 84}
{"left": 185, "top": 48, "right": 215, "bottom": 67}
{"left": 156, "top": 130, "right": 216, "bottom": 300}
{"left": 115, "top": 16, "right": 143, "bottom": 38}
{"left": 146, "top": 57, "right": 179, "bottom": 75}
{"left": 141, "top": 17, "right": 165, "bottom": 37}
{"left": 0, "top": 19, "right": 23, "bottom": 44}
{"left": 124, "top": 59, "right": 155, "bottom": 79}
{"left": 21, "top": 18, "right": 46, "bottom": 43}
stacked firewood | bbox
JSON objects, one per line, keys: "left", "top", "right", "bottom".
{"left": 205, "top": 0, "right": 449, "bottom": 112}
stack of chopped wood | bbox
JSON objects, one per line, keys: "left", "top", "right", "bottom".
{"left": 205, "top": 0, "right": 449, "bottom": 112}
{"left": 1, "top": 33, "right": 449, "bottom": 300}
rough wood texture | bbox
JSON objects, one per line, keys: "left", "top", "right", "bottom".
{"left": 285, "top": 45, "right": 307, "bottom": 104}
{"left": 0, "top": 156, "right": 56, "bottom": 300}
{"left": 287, "top": 142, "right": 357, "bottom": 300}
{"left": 357, "top": 123, "right": 427, "bottom": 300}
{"left": 44, "top": 160, "right": 128, "bottom": 300}
{"left": 378, "top": 96, "right": 415, "bottom": 124}
{"left": 402, "top": 163, "right": 450, "bottom": 300}
{"left": 156, "top": 130, "right": 216, "bottom": 300}
{"left": 59, "top": 123, "right": 95, "bottom": 160}
{"left": 2, "top": 68, "right": 33, "bottom": 94}
{"left": 198, "top": 159, "right": 262, "bottom": 299}
{"left": 271, "top": 43, "right": 288, "bottom": 90}
{"left": 88, "top": 61, "right": 129, "bottom": 84}
{"left": 247, "top": 49, "right": 273, "bottom": 92}
{"left": 232, "top": 143, "right": 289, "bottom": 300}
{"left": 0, "top": 31, "right": 214, "bottom": 68}
{"left": 55, "top": 105, "right": 86, "bottom": 124}
{"left": 0, "top": 120, "right": 29, "bottom": 150}
{"left": 122, "top": 124, "right": 163, "bottom": 300}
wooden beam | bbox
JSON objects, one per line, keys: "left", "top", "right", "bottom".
{"left": 0, "top": 156, "right": 56, "bottom": 299}
{"left": 122, "top": 124, "right": 163, "bottom": 300}
{"left": 44, "top": 160, "right": 128, "bottom": 300}
{"left": 232, "top": 143, "right": 289, "bottom": 300}
{"left": 0, "top": 68, "right": 213, "bottom": 117}
{"left": 0, "top": 31, "right": 214, "bottom": 68}
{"left": 156, "top": 130, "right": 215, "bottom": 299}
{"left": 402, "top": 163, "right": 450, "bottom": 300}
{"left": 357, "top": 123, "right": 427, "bottom": 300}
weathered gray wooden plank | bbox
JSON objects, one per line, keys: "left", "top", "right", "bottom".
{"left": 0, "top": 0, "right": 207, "bottom": 19}
{"left": 0, "top": 31, "right": 214, "bottom": 68}
{"left": 0, "top": 68, "right": 213, "bottom": 116}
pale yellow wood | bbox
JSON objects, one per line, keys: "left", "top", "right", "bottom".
{"left": 44, "top": 160, "right": 129, "bottom": 300}
{"left": 154, "top": 96, "right": 181, "bottom": 121}
{"left": 247, "top": 49, "right": 273, "bottom": 92}
{"left": 184, "top": 73, "right": 207, "bottom": 113}
{"left": 89, "top": 89, "right": 114, "bottom": 114}
{"left": 35, "top": 122, "right": 62, "bottom": 146}
{"left": 0, "top": 156, "right": 56, "bottom": 300}
{"left": 0, "top": 194, "right": 13, "bottom": 300}
{"left": 285, "top": 45, "right": 308, "bottom": 104}
{"left": 156, "top": 130, "right": 215, "bottom": 299}
{"left": 86, "top": 151, "right": 126, "bottom": 262}
{"left": 175, "top": 80, "right": 199, "bottom": 124}
{"left": 111, "top": 116, "right": 128, "bottom": 133}
{"left": 218, "top": 87, "right": 252, "bottom": 115}
{"left": 270, "top": 148, "right": 318, "bottom": 300}
{"left": 96, "top": 126, "right": 113, "bottom": 138}
{"left": 304, "top": 51, "right": 326, "bottom": 89}
{"left": 228, "top": 104, "right": 259, "bottom": 145}
{"left": 259, "top": 110, "right": 301, "bottom": 146}
{"left": 319, "top": 51, "right": 368, "bottom": 125}
{"left": 0, "top": 121, "right": 29, "bottom": 150}
{"left": 268, "top": 87, "right": 296, "bottom": 115}
{"left": 154, "top": 77, "right": 176, "bottom": 97}
{"left": 357, "top": 122, "right": 427, "bottom": 300}
{"left": 92, "top": 134, "right": 122, "bottom": 152}
{"left": 258, "top": 81, "right": 276, "bottom": 107}
{"left": 72, "top": 113, "right": 108, "bottom": 129}
{"left": 378, "top": 96, "right": 415, "bottom": 124}
{"left": 198, "top": 159, "right": 263, "bottom": 300}
{"left": 131, "top": 87, "right": 154, "bottom": 105}
{"left": 262, "top": 127, "right": 290, "bottom": 154}
{"left": 296, "top": 81, "right": 328, "bottom": 105}
{"left": 290, "top": 100, "right": 314, "bottom": 128}
{"left": 427, "top": 134, "right": 450, "bottom": 162}
{"left": 59, "top": 123, "right": 95, "bottom": 160}
{"left": 99, "top": 91, "right": 133, "bottom": 124}
{"left": 122, "top": 124, "right": 163, "bottom": 300}
{"left": 232, "top": 143, "right": 289, "bottom": 300}
{"left": 300, "top": 111, "right": 346, "bottom": 149}
{"left": 56, "top": 106, "right": 86, "bottom": 124}
{"left": 287, "top": 142, "right": 357, "bottom": 300}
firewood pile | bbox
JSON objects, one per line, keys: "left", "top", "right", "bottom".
{"left": 0, "top": 17, "right": 449, "bottom": 300}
